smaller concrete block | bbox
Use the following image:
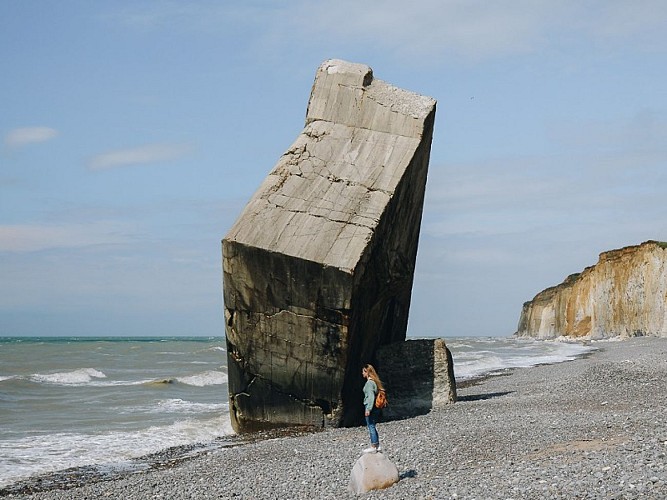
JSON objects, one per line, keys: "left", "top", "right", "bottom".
{"left": 377, "top": 339, "right": 457, "bottom": 419}
{"left": 348, "top": 452, "right": 399, "bottom": 494}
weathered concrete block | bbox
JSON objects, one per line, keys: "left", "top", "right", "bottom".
{"left": 223, "top": 59, "right": 436, "bottom": 432}
{"left": 377, "top": 339, "right": 457, "bottom": 419}
{"left": 348, "top": 452, "right": 399, "bottom": 494}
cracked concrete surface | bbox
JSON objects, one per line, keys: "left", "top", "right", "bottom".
{"left": 223, "top": 59, "right": 436, "bottom": 432}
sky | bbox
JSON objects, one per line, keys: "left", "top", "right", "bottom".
{"left": 2, "top": 1, "right": 667, "bottom": 338}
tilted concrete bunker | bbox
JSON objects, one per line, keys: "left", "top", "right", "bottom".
{"left": 223, "top": 59, "right": 436, "bottom": 432}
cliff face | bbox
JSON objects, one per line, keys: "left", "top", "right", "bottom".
{"left": 516, "top": 241, "right": 667, "bottom": 339}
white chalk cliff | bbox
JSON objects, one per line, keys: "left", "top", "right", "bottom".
{"left": 516, "top": 241, "right": 667, "bottom": 339}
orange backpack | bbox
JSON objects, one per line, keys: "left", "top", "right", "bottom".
{"left": 374, "top": 389, "right": 388, "bottom": 409}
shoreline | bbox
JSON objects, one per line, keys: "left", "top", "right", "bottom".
{"left": 0, "top": 346, "right": 584, "bottom": 496}
{"left": 4, "top": 337, "right": 667, "bottom": 499}
{"left": 0, "top": 427, "right": 318, "bottom": 497}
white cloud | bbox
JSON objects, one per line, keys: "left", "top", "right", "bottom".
{"left": 109, "top": 1, "right": 257, "bottom": 33}
{"left": 293, "top": 1, "right": 667, "bottom": 60}
{"left": 547, "top": 109, "right": 667, "bottom": 157}
{"left": 292, "top": 0, "right": 558, "bottom": 60}
{"left": 87, "top": 142, "right": 193, "bottom": 171}
{"left": 108, "top": 1, "right": 556, "bottom": 60}
{"left": 591, "top": 0, "right": 667, "bottom": 41}
{"left": 4, "top": 127, "right": 58, "bottom": 148}
{"left": 109, "top": 1, "right": 667, "bottom": 62}
{"left": 421, "top": 135, "right": 667, "bottom": 243}
{"left": 0, "top": 223, "right": 131, "bottom": 252}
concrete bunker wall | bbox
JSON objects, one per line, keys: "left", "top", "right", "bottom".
{"left": 223, "top": 59, "right": 436, "bottom": 432}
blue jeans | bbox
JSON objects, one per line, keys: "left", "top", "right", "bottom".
{"left": 365, "top": 409, "right": 379, "bottom": 446}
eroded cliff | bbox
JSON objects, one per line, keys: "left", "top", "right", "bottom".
{"left": 516, "top": 241, "right": 667, "bottom": 339}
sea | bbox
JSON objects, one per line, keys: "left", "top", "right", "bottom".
{"left": 0, "top": 335, "right": 596, "bottom": 489}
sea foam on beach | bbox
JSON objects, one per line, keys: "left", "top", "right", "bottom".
{"left": 0, "top": 337, "right": 231, "bottom": 489}
{"left": 0, "top": 335, "right": 596, "bottom": 491}
{"left": 444, "top": 336, "right": 596, "bottom": 382}
{"left": 6, "top": 336, "right": 664, "bottom": 499}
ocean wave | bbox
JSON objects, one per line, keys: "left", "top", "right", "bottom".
{"left": 176, "top": 370, "right": 228, "bottom": 387}
{"left": 30, "top": 368, "right": 107, "bottom": 386}
{"left": 89, "top": 379, "right": 155, "bottom": 387}
{"left": 0, "top": 414, "right": 234, "bottom": 489}
{"left": 152, "top": 398, "right": 228, "bottom": 414}
{"left": 455, "top": 355, "right": 508, "bottom": 380}
{"left": 451, "top": 338, "right": 596, "bottom": 381}
{"left": 0, "top": 375, "right": 15, "bottom": 383}
{"left": 144, "top": 378, "right": 178, "bottom": 386}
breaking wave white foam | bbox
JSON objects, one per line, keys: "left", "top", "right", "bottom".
{"left": 176, "top": 370, "right": 228, "bottom": 387}
{"left": 30, "top": 368, "right": 107, "bottom": 386}
{"left": 0, "top": 414, "right": 234, "bottom": 489}
{"left": 152, "top": 398, "right": 228, "bottom": 414}
{"left": 447, "top": 337, "right": 596, "bottom": 382}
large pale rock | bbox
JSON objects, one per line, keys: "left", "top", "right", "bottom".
{"left": 223, "top": 60, "right": 436, "bottom": 432}
{"left": 516, "top": 241, "right": 667, "bottom": 339}
{"left": 377, "top": 339, "right": 456, "bottom": 419}
{"left": 348, "top": 452, "right": 399, "bottom": 494}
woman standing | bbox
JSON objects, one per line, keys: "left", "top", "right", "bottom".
{"left": 362, "top": 364, "right": 384, "bottom": 453}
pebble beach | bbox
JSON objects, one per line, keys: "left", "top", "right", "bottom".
{"left": 4, "top": 337, "right": 667, "bottom": 499}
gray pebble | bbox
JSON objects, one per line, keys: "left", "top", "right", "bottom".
{"left": 5, "top": 337, "right": 667, "bottom": 499}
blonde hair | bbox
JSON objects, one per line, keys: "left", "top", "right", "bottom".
{"left": 363, "top": 364, "right": 385, "bottom": 391}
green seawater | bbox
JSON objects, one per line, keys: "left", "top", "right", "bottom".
{"left": 0, "top": 336, "right": 230, "bottom": 488}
